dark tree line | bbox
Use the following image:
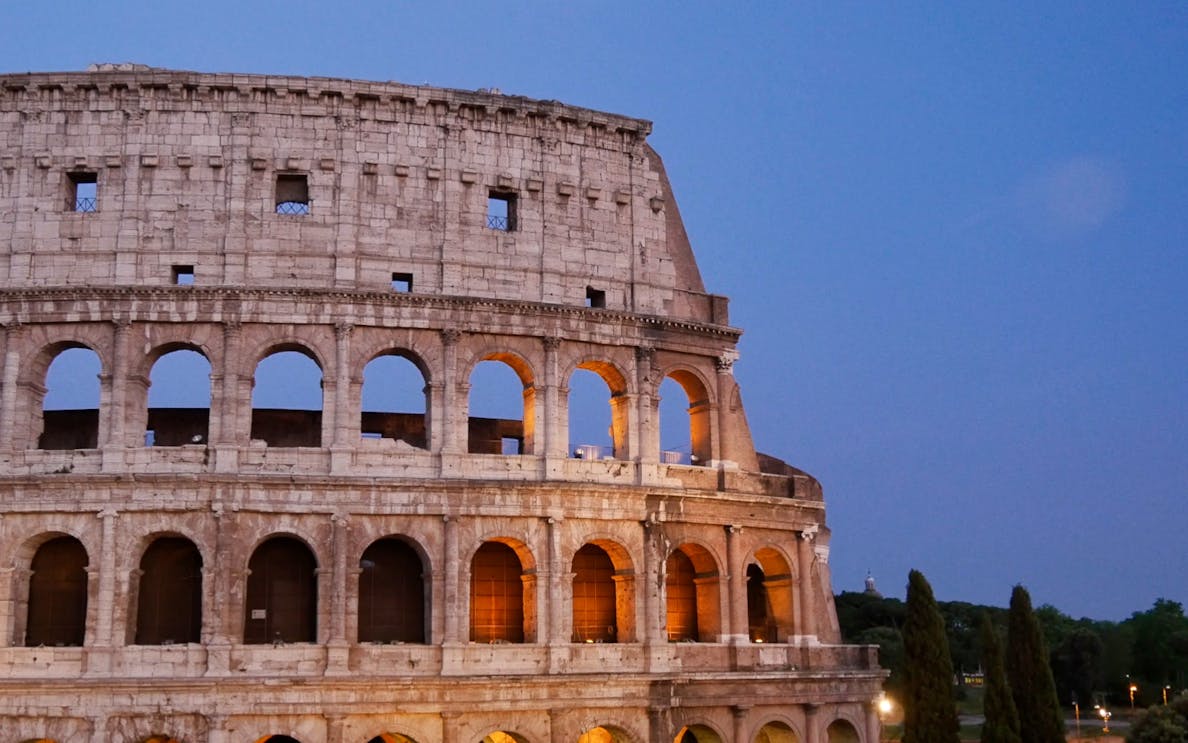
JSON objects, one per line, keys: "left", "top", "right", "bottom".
{"left": 837, "top": 589, "right": 1188, "bottom": 709}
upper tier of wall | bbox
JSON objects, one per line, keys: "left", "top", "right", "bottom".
{"left": 0, "top": 67, "right": 728, "bottom": 325}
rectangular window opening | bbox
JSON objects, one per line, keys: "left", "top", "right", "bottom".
{"left": 487, "top": 191, "right": 517, "bottom": 231}
{"left": 276, "top": 173, "right": 310, "bottom": 215}
{"left": 501, "top": 436, "right": 523, "bottom": 455}
{"left": 172, "top": 265, "right": 195, "bottom": 286}
{"left": 585, "top": 287, "right": 606, "bottom": 309}
{"left": 68, "top": 172, "right": 98, "bottom": 212}
{"left": 391, "top": 272, "right": 413, "bottom": 293}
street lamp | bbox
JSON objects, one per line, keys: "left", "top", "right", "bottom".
{"left": 877, "top": 694, "right": 894, "bottom": 742}
{"left": 1097, "top": 706, "right": 1111, "bottom": 733}
{"left": 1166, "top": 685, "right": 1172, "bottom": 705}
{"left": 1130, "top": 682, "right": 1139, "bottom": 711}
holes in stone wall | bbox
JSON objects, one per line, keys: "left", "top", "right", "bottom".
{"left": 358, "top": 537, "right": 426, "bottom": 644}
{"left": 390, "top": 272, "right": 413, "bottom": 292}
{"left": 360, "top": 353, "right": 427, "bottom": 449}
{"left": 467, "top": 359, "right": 530, "bottom": 455}
{"left": 275, "top": 173, "right": 310, "bottom": 215}
{"left": 171, "top": 265, "right": 195, "bottom": 285}
{"left": 39, "top": 347, "right": 101, "bottom": 450}
{"left": 585, "top": 286, "right": 606, "bottom": 308}
{"left": 26, "top": 536, "right": 89, "bottom": 647}
{"left": 146, "top": 349, "right": 211, "bottom": 447}
{"left": 135, "top": 537, "right": 202, "bottom": 645}
{"left": 469, "top": 541, "right": 525, "bottom": 643}
{"left": 244, "top": 536, "right": 317, "bottom": 644}
{"left": 251, "top": 349, "right": 323, "bottom": 447}
{"left": 66, "top": 171, "right": 98, "bottom": 212}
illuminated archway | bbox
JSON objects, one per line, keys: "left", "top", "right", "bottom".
{"left": 753, "top": 721, "right": 800, "bottom": 743}
{"left": 665, "top": 543, "right": 721, "bottom": 642}
{"left": 826, "top": 720, "right": 860, "bottom": 743}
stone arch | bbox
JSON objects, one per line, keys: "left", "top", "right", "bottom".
{"left": 656, "top": 364, "right": 714, "bottom": 466}
{"left": 464, "top": 347, "right": 538, "bottom": 455}
{"left": 25, "top": 534, "right": 90, "bottom": 646}
{"left": 469, "top": 537, "right": 537, "bottom": 643}
{"left": 141, "top": 343, "right": 213, "bottom": 447}
{"left": 665, "top": 542, "right": 723, "bottom": 642}
{"left": 360, "top": 348, "right": 431, "bottom": 449}
{"left": 565, "top": 357, "right": 630, "bottom": 460}
{"left": 481, "top": 732, "right": 530, "bottom": 743}
{"left": 825, "top": 718, "right": 861, "bottom": 743}
{"left": 255, "top": 736, "right": 303, "bottom": 743}
{"left": 577, "top": 724, "right": 641, "bottom": 743}
{"left": 673, "top": 723, "right": 725, "bottom": 743}
{"left": 35, "top": 342, "right": 104, "bottom": 450}
{"left": 752, "top": 719, "right": 801, "bottom": 743}
{"left": 250, "top": 342, "right": 325, "bottom": 447}
{"left": 243, "top": 535, "right": 318, "bottom": 644}
{"left": 358, "top": 535, "right": 428, "bottom": 644}
{"left": 132, "top": 535, "right": 203, "bottom": 645}
{"left": 747, "top": 546, "right": 796, "bottom": 642}
{"left": 571, "top": 537, "right": 636, "bottom": 643}
{"left": 366, "top": 734, "right": 421, "bottom": 743}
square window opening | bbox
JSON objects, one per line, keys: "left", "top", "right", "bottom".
{"left": 501, "top": 436, "right": 523, "bottom": 455}
{"left": 276, "top": 173, "right": 310, "bottom": 215}
{"left": 487, "top": 191, "right": 517, "bottom": 231}
{"left": 172, "top": 265, "right": 195, "bottom": 286}
{"left": 68, "top": 172, "right": 98, "bottom": 212}
{"left": 585, "top": 287, "right": 606, "bottom": 309}
{"left": 391, "top": 272, "right": 413, "bottom": 292}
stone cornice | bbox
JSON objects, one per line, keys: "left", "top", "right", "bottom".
{"left": 0, "top": 285, "right": 743, "bottom": 341}
{"left": 0, "top": 68, "right": 652, "bottom": 141}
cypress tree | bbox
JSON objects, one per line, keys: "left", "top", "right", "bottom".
{"left": 980, "top": 612, "right": 1022, "bottom": 743}
{"left": 1005, "top": 585, "right": 1065, "bottom": 743}
{"left": 902, "top": 569, "right": 960, "bottom": 743}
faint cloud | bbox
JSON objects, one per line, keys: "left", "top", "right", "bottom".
{"left": 1015, "top": 156, "right": 1127, "bottom": 241}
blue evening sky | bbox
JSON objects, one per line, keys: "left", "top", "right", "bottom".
{"left": 4, "top": 2, "right": 1186, "bottom": 621}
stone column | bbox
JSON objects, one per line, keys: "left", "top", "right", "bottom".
{"left": 725, "top": 524, "right": 748, "bottom": 645}
{"left": 545, "top": 516, "right": 563, "bottom": 645}
{"left": 213, "top": 321, "right": 243, "bottom": 471}
{"left": 94, "top": 509, "right": 118, "bottom": 646}
{"left": 634, "top": 347, "right": 658, "bottom": 461}
{"left": 325, "top": 513, "right": 346, "bottom": 651}
{"left": 541, "top": 336, "right": 565, "bottom": 457}
{"left": 866, "top": 701, "right": 882, "bottom": 743}
{"left": 0, "top": 558, "right": 13, "bottom": 648}
{"left": 804, "top": 704, "right": 820, "bottom": 743}
{"left": 797, "top": 529, "right": 818, "bottom": 639}
{"left": 330, "top": 322, "right": 353, "bottom": 448}
{"left": 0, "top": 322, "right": 24, "bottom": 450}
{"left": 442, "top": 515, "right": 461, "bottom": 643}
{"left": 88, "top": 715, "right": 108, "bottom": 743}
{"left": 100, "top": 320, "right": 132, "bottom": 461}
{"left": 713, "top": 351, "right": 739, "bottom": 467}
{"left": 439, "top": 329, "right": 464, "bottom": 454}
{"left": 206, "top": 714, "right": 229, "bottom": 743}
{"left": 732, "top": 706, "right": 751, "bottom": 743}
{"left": 441, "top": 711, "right": 462, "bottom": 743}
{"left": 325, "top": 713, "right": 346, "bottom": 743}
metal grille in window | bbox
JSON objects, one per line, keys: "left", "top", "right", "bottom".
{"left": 486, "top": 213, "right": 510, "bottom": 230}
{"left": 71, "top": 196, "right": 97, "bottom": 212}
{"left": 276, "top": 201, "right": 310, "bottom": 215}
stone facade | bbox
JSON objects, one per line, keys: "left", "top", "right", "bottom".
{"left": 0, "top": 66, "right": 883, "bottom": 743}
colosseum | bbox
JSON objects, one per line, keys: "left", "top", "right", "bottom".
{"left": 0, "top": 65, "right": 883, "bottom": 743}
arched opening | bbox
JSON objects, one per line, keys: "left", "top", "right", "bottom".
{"left": 572, "top": 544, "right": 616, "bottom": 643}
{"left": 673, "top": 725, "right": 723, "bottom": 743}
{"left": 470, "top": 541, "right": 528, "bottom": 643}
{"left": 366, "top": 734, "right": 419, "bottom": 743}
{"left": 146, "top": 348, "right": 211, "bottom": 446}
{"left": 360, "top": 352, "right": 429, "bottom": 449}
{"left": 481, "top": 733, "right": 528, "bottom": 743}
{"left": 134, "top": 536, "right": 202, "bottom": 645}
{"left": 358, "top": 537, "right": 426, "bottom": 644}
{"left": 39, "top": 346, "right": 101, "bottom": 450}
{"left": 141, "top": 737, "right": 181, "bottom": 743}
{"left": 747, "top": 564, "right": 776, "bottom": 643}
{"left": 468, "top": 356, "right": 533, "bottom": 455}
{"left": 658, "top": 372, "right": 711, "bottom": 466}
{"left": 255, "top": 737, "right": 302, "bottom": 743}
{"left": 251, "top": 349, "right": 323, "bottom": 447}
{"left": 578, "top": 727, "right": 634, "bottom": 743}
{"left": 567, "top": 362, "right": 628, "bottom": 460}
{"left": 826, "top": 720, "right": 860, "bottom": 743}
{"left": 751, "top": 547, "right": 796, "bottom": 641}
{"left": 665, "top": 544, "right": 721, "bottom": 642}
{"left": 244, "top": 536, "right": 317, "bottom": 644}
{"left": 753, "top": 722, "right": 799, "bottom": 743}
{"left": 26, "top": 535, "right": 89, "bottom": 646}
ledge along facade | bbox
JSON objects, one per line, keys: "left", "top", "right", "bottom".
{"left": 0, "top": 65, "right": 884, "bottom": 743}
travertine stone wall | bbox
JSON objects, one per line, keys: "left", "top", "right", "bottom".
{"left": 0, "top": 67, "right": 883, "bottom": 743}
